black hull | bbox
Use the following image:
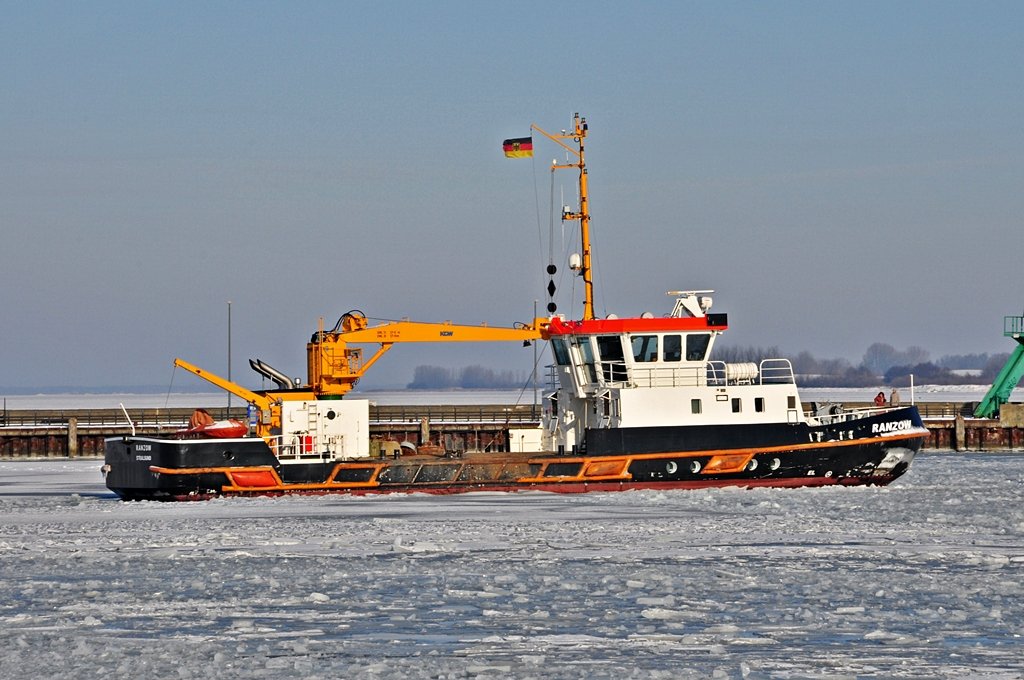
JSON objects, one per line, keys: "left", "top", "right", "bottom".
{"left": 103, "top": 436, "right": 278, "bottom": 500}
{"left": 103, "top": 406, "right": 926, "bottom": 500}
{"left": 585, "top": 406, "right": 925, "bottom": 454}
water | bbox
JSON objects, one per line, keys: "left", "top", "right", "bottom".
{"left": 0, "top": 453, "right": 1021, "bottom": 678}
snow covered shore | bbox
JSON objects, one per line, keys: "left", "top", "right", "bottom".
{"left": 2, "top": 384, "right": 1023, "bottom": 410}
{"left": 0, "top": 454, "right": 1022, "bottom": 678}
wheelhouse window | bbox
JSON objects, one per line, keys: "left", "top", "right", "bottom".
{"left": 573, "top": 336, "right": 598, "bottom": 382}
{"left": 596, "top": 336, "right": 627, "bottom": 382}
{"left": 631, "top": 335, "right": 658, "bottom": 362}
{"left": 686, "top": 334, "right": 711, "bottom": 361}
{"left": 551, "top": 338, "right": 571, "bottom": 366}
{"left": 663, "top": 335, "right": 682, "bottom": 362}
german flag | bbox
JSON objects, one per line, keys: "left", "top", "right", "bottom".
{"left": 503, "top": 136, "right": 533, "bottom": 158}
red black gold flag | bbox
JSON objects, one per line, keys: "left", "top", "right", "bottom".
{"left": 502, "top": 136, "right": 533, "bottom": 158}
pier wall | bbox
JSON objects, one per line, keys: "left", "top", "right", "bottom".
{"left": 1, "top": 403, "right": 1022, "bottom": 459}
{"left": 0, "top": 404, "right": 542, "bottom": 459}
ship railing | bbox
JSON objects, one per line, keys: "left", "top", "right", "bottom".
{"left": 805, "top": 403, "right": 849, "bottom": 425}
{"left": 758, "top": 359, "right": 796, "bottom": 385}
{"left": 706, "top": 362, "right": 726, "bottom": 385}
{"left": 804, "top": 403, "right": 900, "bottom": 426}
{"left": 706, "top": 359, "right": 796, "bottom": 387}
{"left": 268, "top": 433, "right": 338, "bottom": 461}
{"left": 628, "top": 365, "right": 708, "bottom": 388}
{"left": 626, "top": 361, "right": 796, "bottom": 389}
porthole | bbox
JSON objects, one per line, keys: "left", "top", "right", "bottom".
{"left": 665, "top": 461, "right": 678, "bottom": 474}
{"left": 689, "top": 460, "right": 702, "bottom": 474}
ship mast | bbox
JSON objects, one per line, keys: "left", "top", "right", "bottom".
{"left": 531, "top": 114, "right": 594, "bottom": 320}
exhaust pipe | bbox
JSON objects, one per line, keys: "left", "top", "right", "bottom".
{"left": 249, "top": 358, "right": 295, "bottom": 390}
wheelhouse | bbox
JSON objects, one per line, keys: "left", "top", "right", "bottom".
{"left": 541, "top": 291, "right": 805, "bottom": 450}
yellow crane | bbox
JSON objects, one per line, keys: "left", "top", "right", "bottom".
{"left": 172, "top": 312, "right": 548, "bottom": 438}
{"left": 306, "top": 311, "right": 547, "bottom": 396}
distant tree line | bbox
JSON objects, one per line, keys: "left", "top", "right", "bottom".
{"left": 409, "top": 343, "right": 1011, "bottom": 389}
{"left": 773, "top": 342, "right": 1007, "bottom": 387}
{"left": 408, "top": 365, "right": 528, "bottom": 389}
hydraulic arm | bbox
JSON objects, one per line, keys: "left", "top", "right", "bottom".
{"left": 306, "top": 311, "right": 546, "bottom": 396}
{"left": 174, "top": 358, "right": 276, "bottom": 410}
{"left": 173, "top": 358, "right": 289, "bottom": 436}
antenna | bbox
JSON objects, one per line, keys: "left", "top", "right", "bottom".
{"left": 531, "top": 114, "right": 593, "bottom": 320}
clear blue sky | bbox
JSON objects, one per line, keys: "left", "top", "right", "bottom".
{"left": 2, "top": 1, "right": 1022, "bottom": 391}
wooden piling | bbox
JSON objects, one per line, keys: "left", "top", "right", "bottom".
{"left": 67, "top": 417, "right": 78, "bottom": 457}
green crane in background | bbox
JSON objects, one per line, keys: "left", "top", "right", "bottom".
{"left": 974, "top": 315, "right": 1024, "bottom": 418}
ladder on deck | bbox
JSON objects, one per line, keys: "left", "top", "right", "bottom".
{"left": 974, "top": 316, "right": 1024, "bottom": 418}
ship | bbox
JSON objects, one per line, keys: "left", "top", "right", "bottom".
{"left": 103, "top": 115, "right": 927, "bottom": 500}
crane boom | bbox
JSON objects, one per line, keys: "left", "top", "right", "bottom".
{"left": 173, "top": 358, "right": 277, "bottom": 411}
{"left": 306, "top": 312, "right": 546, "bottom": 396}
